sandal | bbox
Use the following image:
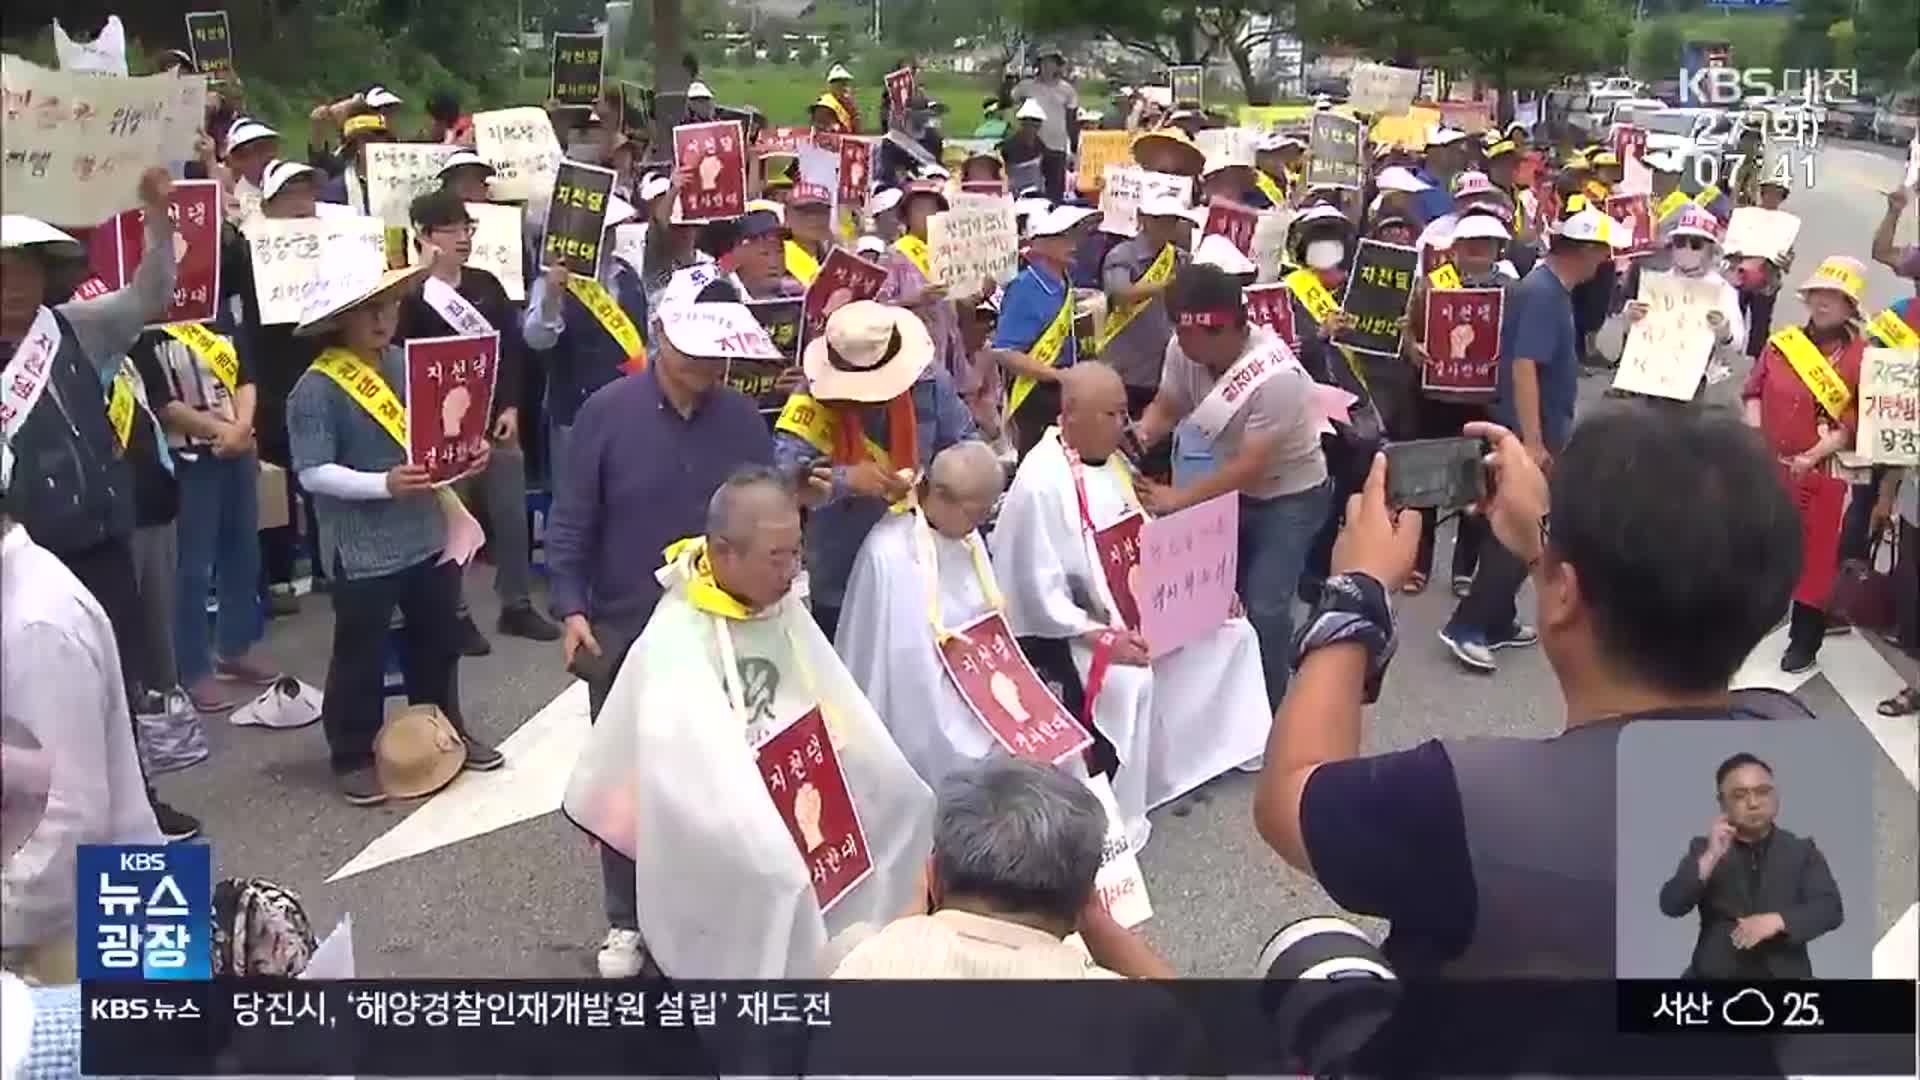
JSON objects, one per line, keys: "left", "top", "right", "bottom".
{"left": 1876, "top": 688, "right": 1920, "bottom": 717}
{"left": 1403, "top": 571, "right": 1429, "bottom": 595}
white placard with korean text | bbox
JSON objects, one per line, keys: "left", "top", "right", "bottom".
{"left": 1858, "top": 347, "right": 1919, "bottom": 466}
{"left": 1098, "top": 165, "right": 1192, "bottom": 238}
{"left": 1349, "top": 62, "right": 1421, "bottom": 116}
{"left": 1195, "top": 127, "right": 1259, "bottom": 170}
{"left": 927, "top": 193, "right": 1018, "bottom": 295}
{"left": 364, "top": 142, "right": 459, "bottom": 227}
{"left": 1613, "top": 271, "right": 1719, "bottom": 402}
{"left": 248, "top": 216, "right": 386, "bottom": 325}
{"left": 1721, "top": 208, "right": 1800, "bottom": 265}
{"left": 473, "top": 107, "right": 563, "bottom": 204}
{"left": 1083, "top": 774, "right": 1153, "bottom": 929}
{"left": 1, "top": 56, "right": 206, "bottom": 227}
{"left": 464, "top": 202, "right": 525, "bottom": 302}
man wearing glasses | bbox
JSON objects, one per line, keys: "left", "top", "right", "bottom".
{"left": 399, "top": 191, "right": 559, "bottom": 649}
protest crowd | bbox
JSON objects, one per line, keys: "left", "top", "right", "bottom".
{"left": 4, "top": 13, "right": 1920, "bottom": 1070}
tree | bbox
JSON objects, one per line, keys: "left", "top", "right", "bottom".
{"left": 1853, "top": 0, "right": 1920, "bottom": 91}
{"left": 1631, "top": 19, "right": 1686, "bottom": 83}
{"left": 1778, "top": 0, "right": 1849, "bottom": 70}
{"left": 655, "top": 0, "right": 687, "bottom": 94}
{"left": 1015, "top": 0, "right": 1298, "bottom": 99}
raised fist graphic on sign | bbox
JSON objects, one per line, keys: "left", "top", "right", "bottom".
{"left": 698, "top": 154, "right": 722, "bottom": 191}
{"left": 1449, "top": 321, "right": 1475, "bottom": 360}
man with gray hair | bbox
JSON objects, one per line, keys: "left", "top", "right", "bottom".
{"left": 833, "top": 756, "right": 1170, "bottom": 977}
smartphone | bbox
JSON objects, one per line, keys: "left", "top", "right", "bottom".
{"left": 785, "top": 452, "right": 827, "bottom": 490}
{"left": 1384, "top": 437, "right": 1489, "bottom": 510}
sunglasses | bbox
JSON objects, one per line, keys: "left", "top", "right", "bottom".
{"left": 1672, "top": 236, "right": 1709, "bottom": 250}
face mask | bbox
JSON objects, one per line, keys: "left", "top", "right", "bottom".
{"left": 1672, "top": 246, "right": 1707, "bottom": 273}
{"left": 1305, "top": 239, "right": 1345, "bottom": 270}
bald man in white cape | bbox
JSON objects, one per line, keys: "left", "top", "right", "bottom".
{"left": 839, "top": 442, "right": 1099, "bottom": 790}
{"left": 990, "top": 364, "right": 1271, "bottom": 848}
{"left": 563, "top": 470, "right": 934, "bottom": 978}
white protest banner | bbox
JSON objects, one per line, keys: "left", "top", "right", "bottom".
{"left": 1195, "top": 127, "right": 1259, "bottom": 170}
{"left": 1613, "top": 271, "right": 1720, "bottom": 401}
{"left": 473, "top": 107, "right": 563, "bottom": 204}
{"left": 248, "top": 216, "right": 386, "bottom": 325}
{"left": 1349, "top": 63, "right": 1421, "bottom": 116}
{"left": 1722, "top": 207, "right": 1801, "bottom": 265}
{"left": 466, "top": 202, "right": 525, "bottom": 301}
{"left": 1098, "top": 165, "right": 1191, "bottom": 238}
{"left": 1251, "top": 208, "right": 1294, "bottom": 282}
{"left": 1, "top": 56, "right": 205, "bottom": 226}
{"left": 927, "top": 193, "right": 1018, "bottom": 295}
{"left": 1083, "top": 774, "right": 1152, "bottom": 929}
{"left": 364, "top": 142, "right": 458, "bottom": 227}
{"left": 1858, "top": 347, "right": 1919, "bottom": 466}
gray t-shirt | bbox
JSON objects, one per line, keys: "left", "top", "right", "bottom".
{"left": 1014, "top": 77, "right": 1079, "bottom": 153}
{"left": 1159, "top": 328, "right": 1328, "bottom": 500}
{"left": 1100, "top": 237, "right": 1186, "bottom": 391}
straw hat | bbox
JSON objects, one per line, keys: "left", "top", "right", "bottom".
{"left": 1797, "top": 256, "right": 1865, "bottom": 305}
{"left": 374, "top": 705, "right": 467, "bottom": 799}
{"left": 803, "top": 301, "right": 934, "bottom": 403}
{"left": 1132, "top": 127, "right": 1205, "bottom": 175}
{"left": 0, "top": 215, "right": 84, "bottom": 260}
{"left": 293, "top": 263, "right": 430, "bottom": 337}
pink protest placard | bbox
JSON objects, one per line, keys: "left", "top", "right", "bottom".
{"left": 1137, "top": 492, "right": 1239, "bottom": 657}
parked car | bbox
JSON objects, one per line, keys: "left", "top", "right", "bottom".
{"left": 1573, "top": 90, "right": 1637, "bottom": 143}
{"left": 1639, "top": 107, "right": 1736, "bottom": 156}
{"left": 1827, "top": 99, "right": 1877, "bottom": 139}
{"left": 1873, "top": 93, "right": 1919, "bottom": 144}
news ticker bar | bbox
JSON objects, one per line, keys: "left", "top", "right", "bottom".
{"left": 82, "top": 979, "right": 1916, "bottom": 1077}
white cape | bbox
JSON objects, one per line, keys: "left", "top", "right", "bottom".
{"left": 990, "top": 430, "right": 1271, "bottom": 846}
{"left": 562, "top": 542, "right": 934, "bottom": 979}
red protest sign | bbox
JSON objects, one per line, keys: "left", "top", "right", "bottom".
{"left": 754, "top": 707, "right": 873, "bottom": 913}
{"left": 1607, "top": 193, "right": 1655, "bottom": 257}
{"left": 1203, "top": 199, "right": 1258, "bottom": 257}
{"left": 404, "top": 333, "right": 500, "bottom": 485}
{"left": 1093, "top": 511, "right": 1145, "bottom": 632}
{"left": 102, "top": 179, "right": 223, "bottom": 327}
{"left": 755, "top": 126, "right": 807, "bottom": 156}
{"left": 937, "top": 611, "right": 1093, "bottom": 765}
{"left": 672, "top": 120, "right": 748, "bottom": 222}
{"left": 1421, "top": 287, "right": 1503, "bottom": 394}
{"left": 800, "top": 249, "right": 889, "bottom": 348}
{"left": 1245, "top": 283, "right": 1298, "bottom": 349}
{"left": 1613, "top": 125, "right": 1646, "bottom": 169}
{"left": 838, "top": 137, "right": 875, "bottom": 208}
{"left": 885, "top": 68, "right": 916, "bottom": 124}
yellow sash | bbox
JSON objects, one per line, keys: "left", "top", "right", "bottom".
{"left": 1655, "top": 189, "right": 1691, "bottom": 222}
{"left": 773, "top": 393, "right": 890, "bottom": 464}
{"left": 1583, "top": 180, "right": 1611, "bottom": 205}
{"left": 565, "top": 276, "right": 644, "bottom": 363}
{"left": 1869, "top": 308, "right": 1920, "bottom": 351}
{"left": 1694, "top": 184, "right": 1721, "bottom": 209}
{"left": 161, "top": 323, "right": 240, "bottom": 396}
{"left": 1770, "top": 327, "right": 1852, "bottom": 421}
{"left": 1096, "top": 243, "right": 1177, "bottom": 352}
{"left": 107, "top": 369, "right": 136, "bottom": 452}
{"left": 894, "top": 234, "right": 932, "bottom": 280}
{"left": 310, "top": 348, "right": 408, "bottom": 447}
{"left": 785, "top": 240, "right": 822, "bottom": 286}
{"left": 1427, "top": 264, "right": 1462, "bottom": 291}
{"left": 822, "top": 94, "right": 853, "bottom": 132}
{"left": 1005, "top": 286, "right": 1076, "bottom": 417}
{"left": 1283, "top": 267, "right": 1371, "bottom": 395}
{"left": 1253, "top": 170, "right": 1287, "bottom": 209}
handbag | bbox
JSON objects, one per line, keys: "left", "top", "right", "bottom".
{"left": 1829, "top": 534, "right": 1897, "bottom": 632}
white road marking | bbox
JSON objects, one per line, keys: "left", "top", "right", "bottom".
{"left": 1873, "top": 903, "right": 1918, "bottom": 980}
{"left": 327, "top": 681, "right": 591, "bottom": 882}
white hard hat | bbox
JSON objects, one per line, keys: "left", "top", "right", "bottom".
{"left": 686, "top": 81, "right": 714, "bottom": 100}
{"left": 1016, "top": 99, "right": 1048, "bottom": 122}
{"left": 1554, "top": 208, "right": 1633, "bottom": 249}
{"left": 261, "top": 159, "right": 321, "bottom": 202}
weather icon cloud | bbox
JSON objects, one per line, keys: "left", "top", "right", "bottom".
{"left": 1721, "top": 987, "right": 1777, "bottom": 1027}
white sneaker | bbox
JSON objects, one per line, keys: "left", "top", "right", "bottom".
{"left": 1235, "top": 754, "right": 1265, "bottom": 774}
{"left": 596, "top": 928, "right": 646, "bottom": 979}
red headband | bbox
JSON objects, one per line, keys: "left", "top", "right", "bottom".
{"left": 1177, "top": 310, "right": 1235, "bottom": 329}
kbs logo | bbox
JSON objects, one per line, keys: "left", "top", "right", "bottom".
{"left": 1679, "top": 68, "right": 1858, "bottom": 107}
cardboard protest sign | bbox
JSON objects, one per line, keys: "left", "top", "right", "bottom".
{"left": 540, "top": 161, "right": 617, "bottom": 278}
{"left": 363, "top": 142, "right": 458, "bottom": 227}
{"left": 1169, "top": 66, "right": 1204, "bottom": 106}
{"left": 1613, "top": 271, "right": 1720, "bottom": 401}
{"left": 753, "top": 708, "right": 873, "bottom": 913}
{"left": 98, "top": 180, "right": 223, "bottom": 327}
{"left": 1098, "top": 165, "right": 1191, "bottom": 237}
{"left": 404, "top": 333, "right": 498, "bottom": 485}
{"left": 927, "top": 193, "right": 1019, "bottom": 295}
{"left": 796, "top": 134, "right": 841, "bottom": 205}
{"left": 1422, "top": 288, "right": 1503, "bottom": 394}
{"left": 1083, "top": 775, "right": 1152, "bottom": 928}
{"left": 1245, "top": 283, "right": 1297, "bottom": 349}
{"left": 465, "top": 202, "right": 525, "bottom": 301}
{"left": 1429, "top": 99, "right": 1492, "bottom": 133}
{"left": 473, "top": 107, "right": 563, "bottom": 204}
{"left": 671, "top": 120, "right": 747, "bottom": 222}
{"left": 549, "top": 32, "right": 605, "bottom": 107}
{"left": 1250, "top": 209, "right": 1293, "bottom": 282}
{"left": 1350, "top": 63, "right": 1420, "bottom": 116}
{"left": 938, "top": 611, "right": 1092, "bottom": 766}
{"left": 1605, "top": 194, "right": 1655, "bottom": 257}
{"left": 1333, "top": 239, "right": 1418, "bottom": 357}
{"left": 838, "top": 136, "right": 876, "bottom": 209}
{"left": 1203, "top": 200, "right": 1259, "bottom": 257}
{"left": 1075, "top": 130, "right": 1132, "bottom": 194}
{"left": 799, "top": 249, "right": 889, "bottom": 348}
{"left": 0, "top": 57, "right": 205, "bottom": 227}
{"left": 1306, "top": 112, "right": 1366, "bottom": 190}
{"left": 1370, "top": 114, "right": 1428, "bottom": 152}
{"left": 884, "top": 68, "right": 916, "bottom": 126}
{"left": 1858, "top": 348, "right": 1919, "bottom": 466}
{"left": 248, "top": 216, "right": 385, "bottom": 325}
{"left": 1195, "top": 127, "right": 1259, "bottom": 170}
{"left": 1722, "top": 207, "right": 1800, "bottom": 265}
{"left": 1137, "top": 493, "right": 1239, "bottom": 658}
{"left": 184, "top": 11, "right": 233, "bottom": 81}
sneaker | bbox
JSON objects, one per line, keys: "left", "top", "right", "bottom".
{"left": 336, "top": 766, "right": 389, "bottom": 807}
{"left": 498, "top": 604, "right": 561, "bottom": 642}
{"left": 1489, "top": 623, "right": 1539, "bottom": 650}
{"left": 460, "top": 732, "right": 505, "bottom": 771}
{"left": 1780, "top": 645, "right": 1819, "bottom": 675}
{"left": 1451, "top": 574, "right": 1473, "bottom": 598}
{"left": 458, "top": 615, "right": 492, "bottom": 657}
{"left": 596, "top": 928, "right": 646, "bottom": 979}
{"left": 216, "top": 654, "right": 280, "bottom": 687}
{"left": 1439, "top": 626, "right": 1497, "bottom": 672}
{"left": 152, "top": 799, "right": 202, "bottom": 842}
{"left": 1824, "top": 619, "right": 1852, "bottom": 637}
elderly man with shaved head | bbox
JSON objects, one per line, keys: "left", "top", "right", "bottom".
{"left": 842, "top": 442, "right": 1105, "bottom": 790}
{"left": 990, "top": 362, "right": 1272, "bottom": 850}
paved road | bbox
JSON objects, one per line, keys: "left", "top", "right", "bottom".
{"left": 152, "top": 137, "right": 1919, "bottom": 981}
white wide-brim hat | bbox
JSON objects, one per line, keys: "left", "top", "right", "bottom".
{"left": 1447, "top": 213, "right": 1511, "bottom": 244}
{"left": 1030, "top": 205, "right": 1101, "bottom": 238}
{"left": 657, "top": 301, "right": 785, "bottom": 361}
{"left": 261, "top": 159, "right": 321, "bottom": 202}
{"left": 437, "top": 150, "right": 497, "bottom": 180}
{"left": 1374, "top": 166, "right": 1432, "bottom": 193}
{"left": 0, "top": 215, "right": 84, "bottom": 259}
{"left": 294, "top": 264, "right": 431, "bottom": 337}
{"left": 802, "top": 301, "right": 934, "bottom": 404}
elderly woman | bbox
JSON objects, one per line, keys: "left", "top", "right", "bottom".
{"left": 878, "top": 183, "right": 967, "bottom": 383}
{"left": 832, "top": 756, "right": 1172, "bottom": 978}
{"left": 1621, "top": 206, "right": 1746, "bottom": 399}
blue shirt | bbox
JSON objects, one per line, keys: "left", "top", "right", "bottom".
{"left": 546, "top": 369, "right": 774, "bottom": 630}
{"left": 1410, "top": 167, "right": 1453, "bottom": 226}
{"left": 992, "top": 262, "right": 1078, "bottom": 372}
{"left": 1495, "top": 263, "right": 1580, "bottom": 453}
